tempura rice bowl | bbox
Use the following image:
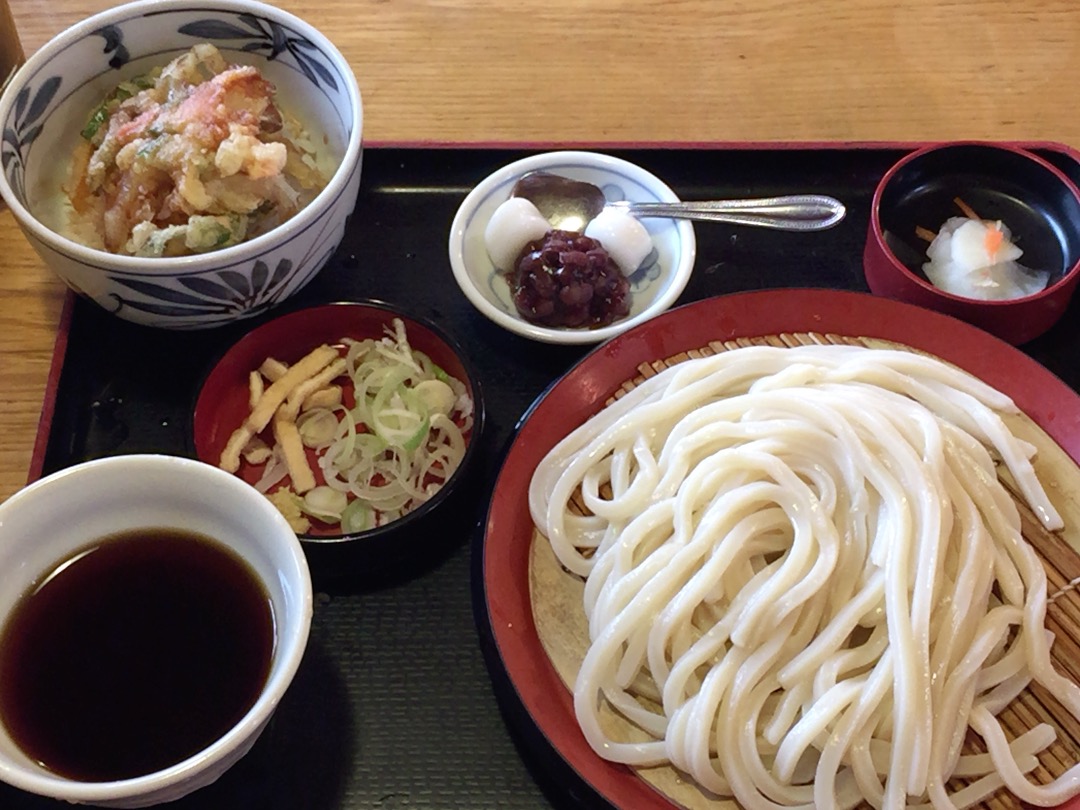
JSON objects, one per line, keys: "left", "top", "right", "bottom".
{"left": 0, "top": 0, "right": 363, "bottom": 329}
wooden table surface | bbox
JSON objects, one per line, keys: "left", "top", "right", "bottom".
{"left": 2, "top": 0, "right": 1080, "bottom": 503}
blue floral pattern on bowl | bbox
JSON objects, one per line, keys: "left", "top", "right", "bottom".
{"left": 105, "top": 249, "right": 334, "bottom": 328}
{"left": 1, "top": 75, "right": 60, "bottom": 201}
{"left": 93, "top": 25, "right": 131, "bottom": 69}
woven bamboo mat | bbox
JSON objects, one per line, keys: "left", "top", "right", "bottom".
{"left": 530, "top": 332, "right": 1080, "bottom": 810}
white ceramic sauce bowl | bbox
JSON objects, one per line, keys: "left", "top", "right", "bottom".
{"left": 0, "top": 454, "right": 313, "bottom": 807}
{"left": 448, "top": 150, "right": 696, "bottom": 345}
{"left": 0, "top": 0, "right": 363, "bottom": 329}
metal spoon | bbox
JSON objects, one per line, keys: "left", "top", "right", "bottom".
{"left": 511, "top": 171, "right": 846, "bottom": 232}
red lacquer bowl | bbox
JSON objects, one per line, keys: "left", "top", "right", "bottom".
{"left": 864, "top": 142, "right": 1080, "bottom": 345}
{"left": 192, "top": 300, "right": 485, "bottom": 580}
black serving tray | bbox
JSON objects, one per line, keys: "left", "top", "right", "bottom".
{"left": 14, "top": 145, "right": 1080, "bottom": 810}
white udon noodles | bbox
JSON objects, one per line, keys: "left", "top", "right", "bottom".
{"left": 528, "top": 344, "right": 1080, "bottom": 810}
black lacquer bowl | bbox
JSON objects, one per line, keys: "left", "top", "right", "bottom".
{"left": 864, "top": 141, "right": 1080, "bottom": 344}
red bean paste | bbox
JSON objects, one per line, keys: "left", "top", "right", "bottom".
{"left": 508, "top": 230, "right": 632, "bottom": 329}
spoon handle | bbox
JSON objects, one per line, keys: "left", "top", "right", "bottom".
{"left": 612, "top": 195, "right": 846, "bottom": 231}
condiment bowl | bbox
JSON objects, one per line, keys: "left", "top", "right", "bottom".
{"left": 0, "top": 454, "right": 312, "bottom": 807}
{"left": 448, "top": 150, "right": 697, "bottom": 345}
{"left": 191, "top": 300, "right": 485, "bottom": 580}
{"left": 864, "top": 142, "right": 1080, "bottom": 344}
{"left": 0, "top": 0, "right": 363, "bottom": 329}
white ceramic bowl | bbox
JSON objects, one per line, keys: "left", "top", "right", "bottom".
{"left": 0, "top": 455, "right": 313, "bottom": 807}
{"left": 448, "top": 150, "right": 696, "bottom": 345}
{"left": 0, "top": 0, "right": 363, "bottom": 330}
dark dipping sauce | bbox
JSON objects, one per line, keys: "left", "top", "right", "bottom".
{"left": 509, "top": 229, "right": 632, "bottom": 328}
{"left": 0, "top": 528, "right": 274, "bottom": 782}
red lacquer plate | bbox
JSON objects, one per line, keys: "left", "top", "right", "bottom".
{"left": 478, "top": 288, "right": 1080, "bottom": 810}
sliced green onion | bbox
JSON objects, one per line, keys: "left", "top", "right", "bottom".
{"left": 81, "top": 105, "right": 109, "bottom": 140}
{"left": 301, "top": 486, "right": 347, "bottom": 522}
{"left": 355, "top": 432, "right": 387, "bottom": 457}
{"left": 403, "top": 413, "right": 430, "bottom": 452}
{"left": 341, "top": 499, "right": 374, "bottom": 533}
{"left": 298, "top": 318, "right": 473, "bottom": 532}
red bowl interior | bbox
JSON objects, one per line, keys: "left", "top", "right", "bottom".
{"left": 192, "top": 301, "right": 479, "bottom": 542}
